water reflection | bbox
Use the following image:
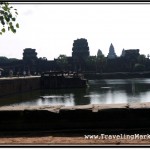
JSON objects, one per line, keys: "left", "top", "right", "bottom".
{"left": 1, "top": 79, "right": 150, "bottom": 106}
{"left": 39, "top": 94, "right": 75, "bottom": 106}
{"left": 89, "top": 79, "right": 150, "bottom": 104}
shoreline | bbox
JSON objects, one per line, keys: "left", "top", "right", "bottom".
{"left": 84, "top": 71, "right": 150, "bottom": 79}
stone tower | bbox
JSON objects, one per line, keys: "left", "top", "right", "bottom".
{"left": 72, "top": 38, "right": 90, "bottom": 71}
{"left": 72, "top": 38, "right": 90, "bottom": 60}
{"left": 121, "top": 48, "right": 125, "bottom": 57}
{"left": 23, "top": 48, "right": 38, "bottom": 73}
{"left": 107, "top": 43, "right": 117, "bottom": 59}
{"left": 23, "top": 48, "right": 37, "bottom": 61}
{"left": 97, "top": 49, "right": 103, "bottom": 57}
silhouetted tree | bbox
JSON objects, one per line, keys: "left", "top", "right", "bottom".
{"left": 0, "top": 56, "right": 9, "bottom": 64}
{"left": 37, "top": 57, "right": 49, "bottom": 72}
{"left": 56, "top": 54, "right": 68, "bottom": 71}
{"left": 85, "top": 56, "right": 97, "bottom": 72}
{"left": 134, "top": 64, "right": 145, "bottom": 72}
{"left": 9, "top": 58, "right": 19, "bottom": 62}
{"left": 137, "top": 54, "right": 146, "bottom": 65}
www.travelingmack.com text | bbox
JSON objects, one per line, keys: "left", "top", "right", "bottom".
{"left": 84, "top": 134, "right": 150, "bottom": 140}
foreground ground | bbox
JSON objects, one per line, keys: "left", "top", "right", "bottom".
{"left": 0, "top": 129, "right": 150, "bottom": 145}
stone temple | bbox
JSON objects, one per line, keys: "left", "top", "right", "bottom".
{"left": 107, "top": 43, "right": 117, "bottom": 59}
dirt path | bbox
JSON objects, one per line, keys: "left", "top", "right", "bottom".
{"left": 0, "top": 130, "right": 150, "bottom": 145}
{"left": 0, "top": 136, "right": 150, "bottom": 145}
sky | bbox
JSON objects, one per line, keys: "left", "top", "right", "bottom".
{"left": 1, "top": 3, "right": 150, "bottom": 60}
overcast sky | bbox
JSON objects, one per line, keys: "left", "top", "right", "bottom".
{"left": 0, "top": 3, "right": 150, "bottom": 60}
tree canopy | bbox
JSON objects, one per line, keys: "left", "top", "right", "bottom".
{"left": 0, "top": 2, "right": 19, "bottom": 35}
{"left": 56, "top": 54, "right": 68, "bottom": 71}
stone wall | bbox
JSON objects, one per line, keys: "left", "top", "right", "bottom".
{"left": 0, "top": 76, "right": 87, "bottom": 97}
{"left": 0, "top": 77, "right": 41, "bottom": 97}
{"left": 0, "top": 103, "right": 150, "bottom": 131}
{"left": 41, "top": 76, "right": 87, "bottom": 89}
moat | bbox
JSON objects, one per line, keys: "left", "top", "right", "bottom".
{"left": 1, "top": 78, "right": 150, "bottom": 107}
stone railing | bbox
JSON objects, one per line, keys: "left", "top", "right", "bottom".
{"left": 0, "top": 102, "right": 150, "bottom": 131}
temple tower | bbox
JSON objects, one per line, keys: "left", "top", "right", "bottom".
{"left": 121, "top": 48, "right": 125, "bottom": 57}
{"left": 107, "top": 43, "right": 117, "bottom": 59}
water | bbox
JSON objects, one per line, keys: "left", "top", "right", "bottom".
{"left": 1, "top": 78, "right": 150, "bottom": 106}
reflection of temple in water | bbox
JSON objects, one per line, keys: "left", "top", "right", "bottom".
{"left": 73, "top": 88, "right": 90, "bottom": 105}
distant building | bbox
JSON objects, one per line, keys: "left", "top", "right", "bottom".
{"left": 72, "top": 38, "right": 90, "bottom": 71}
{"left": 72, "top": 38, "right": 90, "bottom": 60}
{"left": 23, "top": 48, "right": 38, "bottom": 73}
{"left": 122, "top": 49, "right": 140, "bottom": 59}
{"left": 23, "top": 48, "right": 38, "bottom": 61}
{"left": 107, "top": 43, "right": 117, "bottom": 59}
{"left": 97, "top": 49, "right": 103, "bottom": 57}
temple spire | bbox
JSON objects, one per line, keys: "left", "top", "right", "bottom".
{"left": 107, "top": 43, "right": 117, "bottom": 59}
{"left": 121, "top": 48, "right": 125, "bottom": 57}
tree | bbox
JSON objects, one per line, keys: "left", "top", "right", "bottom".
{"left": 0, "top": 56, "right": 9, "bottom": 64}
{"left": 137, "top": 54, "right": 146, "bottom": 65}
{"left": 134, "top": 63, "right": 145, "bottom": 72}
{"left": 0, "top": 2, "right": 19, "bottom": 35}
{"left": 85, "top": 56, "right": 97, "bottom": 72}
{"left": 56, "top": 55, "right": 68, "bottom": 71}
{"left": 9, "top": 58, "right": 19, "bottom": 62}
